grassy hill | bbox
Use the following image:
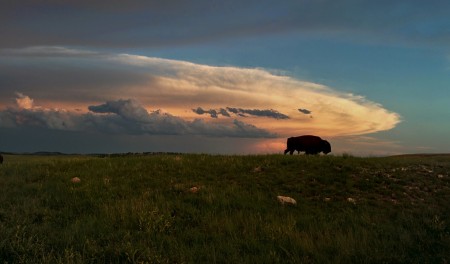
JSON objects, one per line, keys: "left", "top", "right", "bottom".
{"left": 0, "top": 154, "right": 449, "bottom": 263}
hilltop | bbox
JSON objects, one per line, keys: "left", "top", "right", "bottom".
{"left": 0, "top": 154, "right": 449, "bottom": 263}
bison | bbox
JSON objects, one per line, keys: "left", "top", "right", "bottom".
{"left": 284, "top": 135, "right": 331, "bottom": 155}
{"left": 0, "top": 154, "right": 3, "bottom": 164}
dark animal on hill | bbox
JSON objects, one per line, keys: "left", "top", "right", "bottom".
{"left": 0, "top": 154, "right": 3, "bottom": 164}
{"left": 284, "top": 135, "right": 331, "bottom": 155}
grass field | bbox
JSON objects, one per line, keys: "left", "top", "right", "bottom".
{"left": 0, "top": 153, "right": 449, "bottom": 263}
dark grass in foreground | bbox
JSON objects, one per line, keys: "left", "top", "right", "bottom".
{"left": 0, "top": 154, "right": 449, "bottom": 263}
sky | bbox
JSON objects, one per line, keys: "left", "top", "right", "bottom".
{"left": 0, "top": 0, "right": 449, "bottom": 156}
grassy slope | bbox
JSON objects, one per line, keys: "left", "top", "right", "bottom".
{"left": 0, "top": 154, "right": 449, "bottom": 263}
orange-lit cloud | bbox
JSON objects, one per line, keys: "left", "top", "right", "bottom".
{"left": 0, "top": 47, "right": 401, "bottom": 141}
{"left": 15, "top": 93, "right": 34, "bottom": 109}
{"left": 109, "top": 52, "right": 401, "bottom": 137}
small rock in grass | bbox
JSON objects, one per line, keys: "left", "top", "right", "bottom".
{"left": 71, "top": 177, "right": 81, "bottom": 183}
{"left": 277, "top": 195, "right": 297, "bottom": 205}
{"left": 437, "top": 174, "right": 444, "bottom": 179}
{"left": 324, "top": 197, "right": 331, "bottom": 202}
{"left": 189, "top": 186, "right": 200, "bottom": 193}
{"left": 253, "top": 166, "right": 262, "bottom": 173}
{"left": 347, "top": 197, "right": 356, "bottom": 204}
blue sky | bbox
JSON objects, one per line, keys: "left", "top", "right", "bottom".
{"left": 0, "top": 0, "right": 449, "bottom": 155}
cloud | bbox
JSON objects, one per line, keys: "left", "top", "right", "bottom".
{"left": 192, "top": 107, "right": 219, "bottom": 118}
{"left": 190, "top": 119, "right": 275, "bottom": 138}
{"left": 330, "top": 135, "right": 407, "bottom": 156}
{"left": 298, "top": 108, "right": 311, "bottom": 115}
{"left": 15, "top": 92, "right": 34, "bottom": 109}
{"left": 0, "top": 46, "right": 99, "bottom": 57}
{"left": 1, "top": 1, "right": 449, "bottom": 48}
{"left": 219, "top": 108, "right": 231, "bottom": 117}
{"left": 192, "top": 106, "right": 289, "bottom": 119}
{"left": 0, "top": 46, "right": 401, "bottom": 138}
{"left": 226, "top": 107, "right": 290, "bottom": 119}
{"left": 0, "top": 94, "right": 275, "bottom": 138}
{"left": 88, "top": 99, "right": 150, "bottom": 122}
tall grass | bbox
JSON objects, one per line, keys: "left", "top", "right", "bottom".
{"left": 0, "top": 154, "right": 449, "bottom": 263}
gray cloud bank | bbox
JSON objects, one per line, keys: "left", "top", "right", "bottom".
{"left": 193, "top": 107, "right": 289, "bottom": 119}
{"left": 1, "top": 1, "right": 449, "bottom": 48}
{"left": 0, "top": 97, "right": 276, "bottom": 138}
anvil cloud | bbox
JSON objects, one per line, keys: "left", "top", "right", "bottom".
{"left": 1, "top": 1, "right": 448, "bottom": 155}
{"left": 0, "top": 46, "right": 400, "bottom": 141}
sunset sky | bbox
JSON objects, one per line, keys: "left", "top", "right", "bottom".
{"left": 1, "top": 0, "right": 449, "bottom": 155}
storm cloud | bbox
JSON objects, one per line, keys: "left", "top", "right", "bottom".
{"left": 0, "top": 95, "right": 275, "bottom": 138}
{"left": 0, "top": 47, "right": 401, "bottom": 139}
{"left": 0, "top": 2, "right": 444, "bottom": 156}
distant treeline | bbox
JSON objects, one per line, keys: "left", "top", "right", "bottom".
{"left": 93, "top": 152, "right": 184, "bottom": 158}
{"left": 0, "top": 151, "right": 184, "bottom": 157}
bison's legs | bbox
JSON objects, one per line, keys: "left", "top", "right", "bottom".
{"left": 284, "top": 148, "right": 295, "bottom": 155}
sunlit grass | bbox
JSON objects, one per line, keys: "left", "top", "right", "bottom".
{"left": 0, "top": 154, "right": 449, "bottom": 263}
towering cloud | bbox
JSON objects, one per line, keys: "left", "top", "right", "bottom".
{"left": 0, "top": 47, "right": 401, "bottom": 139}
{"left": 15, "top": 93, "right": 34, "bottom": 109}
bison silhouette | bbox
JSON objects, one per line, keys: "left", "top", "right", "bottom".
{"left": 0, "top": 154, "right": 3, "bottom": 164}
{"left": 284, "top": 135, "right": 331, "bottom": 155}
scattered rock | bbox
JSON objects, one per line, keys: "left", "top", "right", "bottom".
{"left": 324, "top": 197, "right": 331, "bottom": 202}
{"left": 420, "top": 166, "right": 433, "bottom": 174}
{"left": 277, "top": 195, "right": 297, "bottom": 205}
{"left": 189, "top": 186, "right": 200, "bottom": 193}
{"left": 71, "top": 177, "right": 81, "bottom": 183}
{"left": 437, "top": 174, "right": 444, "bottom": 179}
{"left": 347, "top": 197, "right": 356, "bottom": 204}
{"left": 253, "top": 166, "right": 262, "bottom": 173}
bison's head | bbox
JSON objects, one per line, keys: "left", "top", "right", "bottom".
{"left": 321, "top": 140, "right": 331, "bottom": 154}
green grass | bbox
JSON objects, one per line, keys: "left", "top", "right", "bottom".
{"left": 0, "top": 154, "right": 449, "bottom": 263}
